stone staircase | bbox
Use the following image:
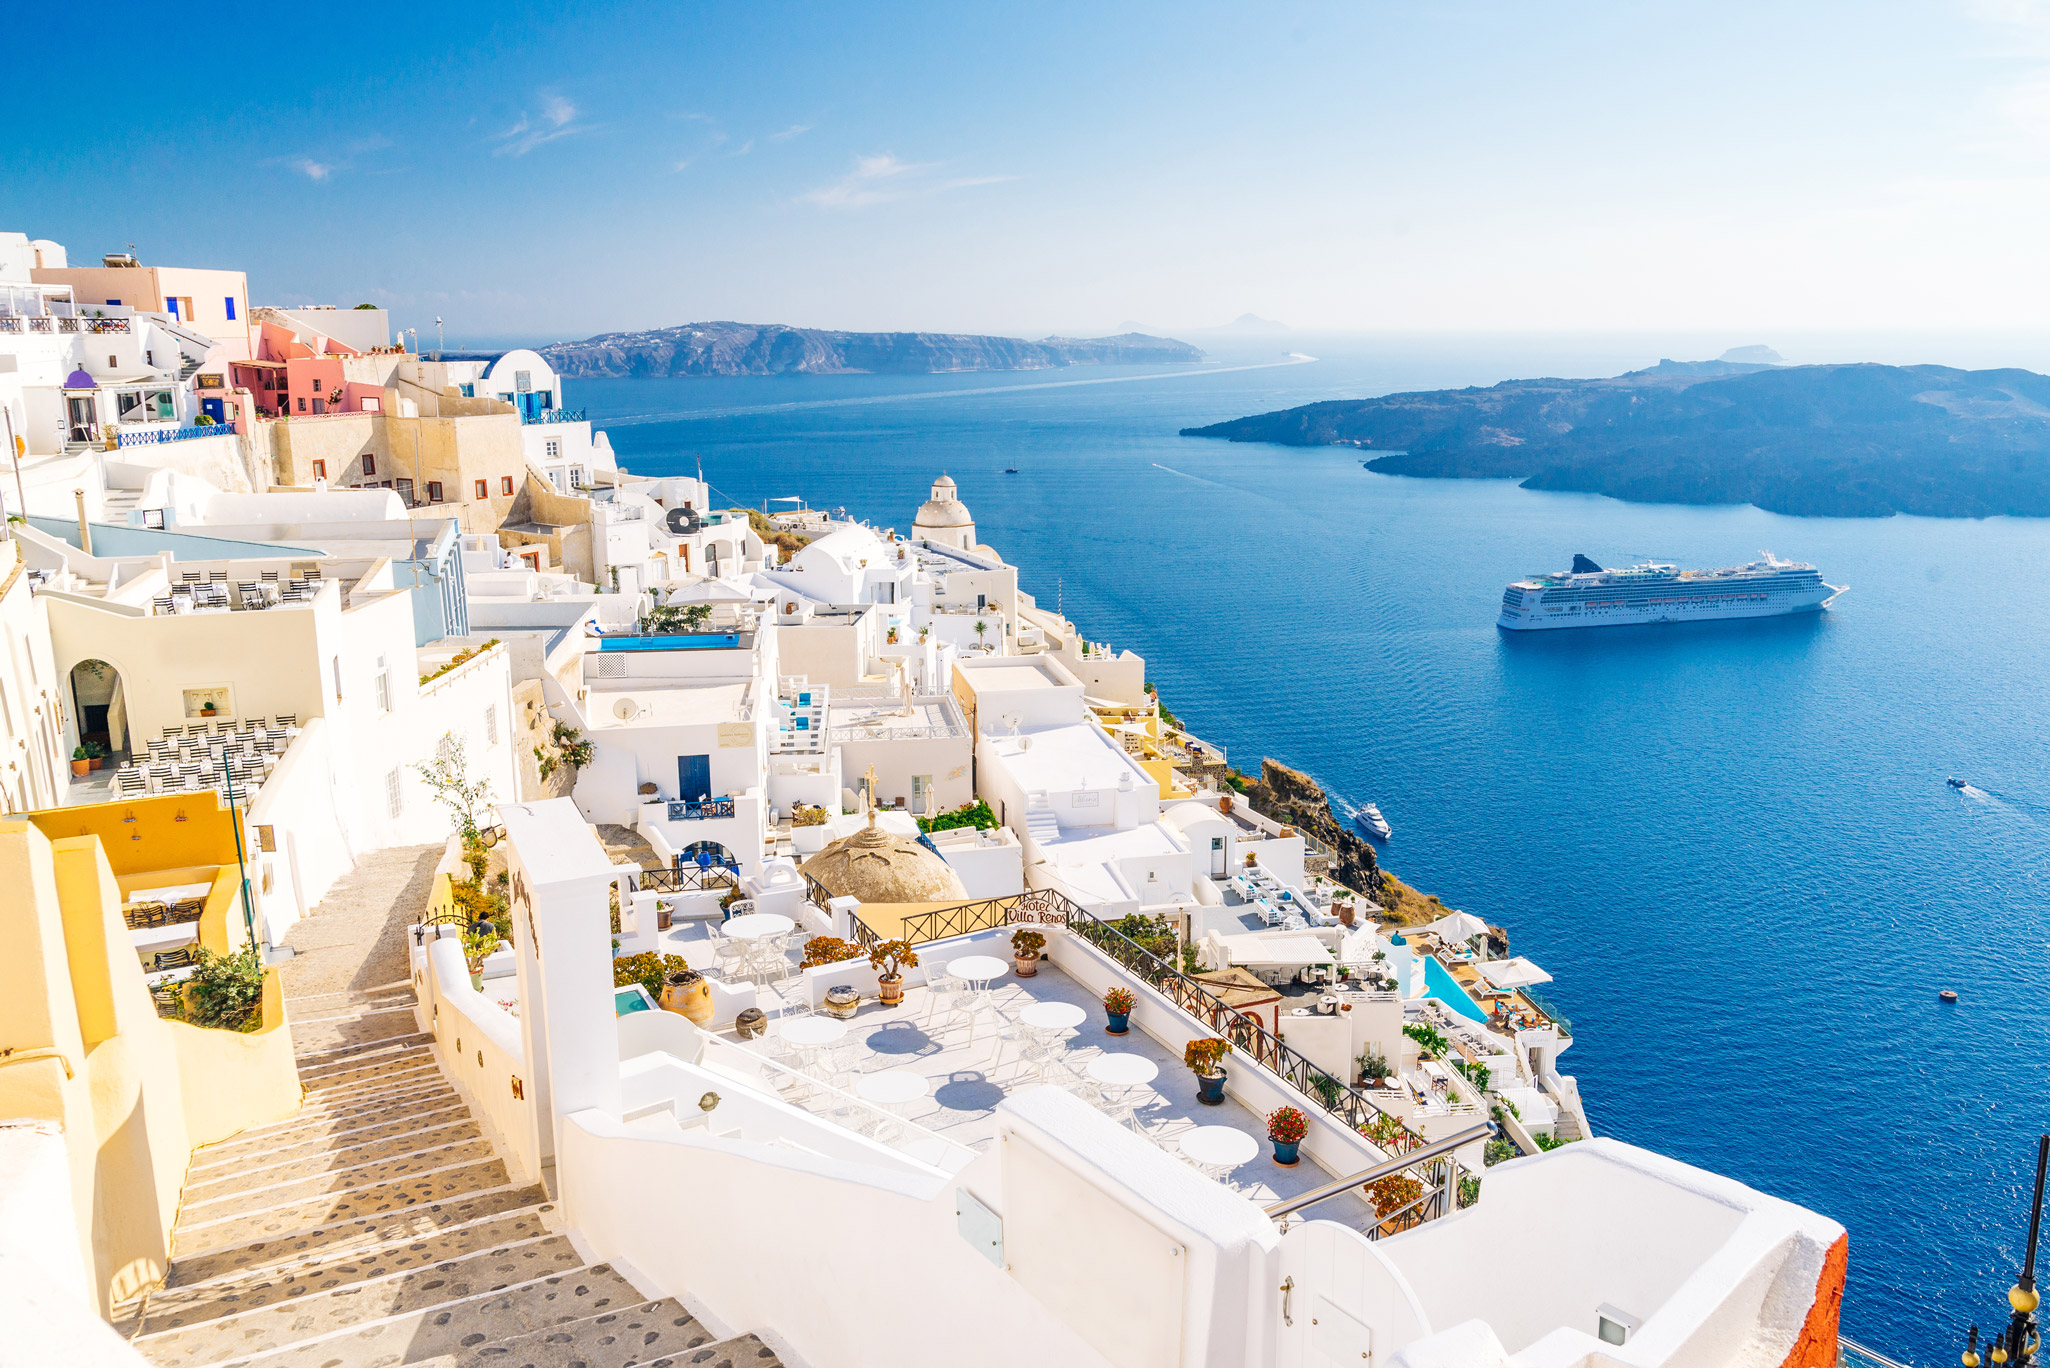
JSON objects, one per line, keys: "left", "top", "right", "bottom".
{"left": 119, "top": 986, "right": 780, "bottom": 1368}
{"left": 1023, "top": 792, "right": 1060, "bottom": 848}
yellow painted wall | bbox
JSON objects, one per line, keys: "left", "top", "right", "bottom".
{"left": 0, "top": 818, "right": 299, "bottom": 1316}
{"left": 30, "top": 791, "right": 243, "bottom": 878}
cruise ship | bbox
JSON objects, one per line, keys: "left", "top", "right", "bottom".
{"left": 1498, "top": 552, "right": 1843, "bottom": 630}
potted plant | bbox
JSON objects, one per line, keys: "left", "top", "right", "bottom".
{"left": 83, "top": 739, "right": 107, "bottom": 771}
{"left": 461, "top": 925, "right": 500, "bottom": 992}
{"left": 71, "top": 745, "right": 90, "bottom": 777}
{"left": 1267, "top": 1105, "right": 1309, "bottom": 1165}
{"left": 201, "top": 699, "right": 217, "bottom": 717}
{"left": 1011, "top": 928, "right": 1046, "bottom": 978}
{"left": 869, "top": 938, "right": 919, "bottom": 1007}
{"left": 1185, "top": 1037, "right": 1231, "bottom": 1105}
{"left": 1098, "top": 985, "right": 1138, "bottom": 1033}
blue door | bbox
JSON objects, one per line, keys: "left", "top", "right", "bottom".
{"left": 518, "top": 392, "right": 545, "bottom": 422}
{"left": 677, "top": 754, "right": 711, "bottom": 802}
{"left": 200, "top": 397, "right": 225, "bottom": 424}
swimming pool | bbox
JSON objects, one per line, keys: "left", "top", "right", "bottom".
{"left": 598, "top": 634, "right": 742, "bottom": 651}
{"left": 1421, "top": 954, "right": 1490, "bottom": 1024}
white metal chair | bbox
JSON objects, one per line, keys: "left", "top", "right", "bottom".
{"left": 922, "top": 956, "right": 961, "bottom": 1031}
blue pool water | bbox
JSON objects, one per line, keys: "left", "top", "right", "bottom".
{"left": 615, "top": 985, "right": 654, "bottom": 1015}
{"left": 579, "top": 335, "right": 2050, "bottom": 1362}
{"left": 598, "top": 633, "right": 741, "bottom": 651}
{"left": 1420, "top": 955, "right": 1490, "bottom": 1025}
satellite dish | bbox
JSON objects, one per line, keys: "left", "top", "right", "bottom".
{"left": 665, "top": 506, "right": 702, "bottom": 535}
{"left": 612, "top": 696, "right": 640, "bottom": 721}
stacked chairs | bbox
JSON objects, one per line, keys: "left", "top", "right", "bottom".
{"left": 115, "top": 768, "right": 147, "bottom": 796}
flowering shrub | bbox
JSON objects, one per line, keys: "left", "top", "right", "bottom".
{"left": 1102, "top": 987, "right": 1136, "bottom": 1015}
{"left": 1267, "top": 1106, "right": 1309, "bottom": 1145}
{"left": 801, "top": 936, "right": 862, "bottom": 970}
{"left": 1366, "top": 1174, "right": 1425, "bottom": 1223}
{"left": 1184, "top": 1037, "right": 1231, "bottom": 1075}
{"left": 1011, "top": 929, "right": 1047, "bottom": 957}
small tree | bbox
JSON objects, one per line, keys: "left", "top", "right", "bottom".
{"left": 414, "top": 733, "right": 495, "bottom": 841}
{"left": 973, "top": 618, "right": 989, "bottom": 646}
{"left": 642, "top": 602, "right": 712, "bottom": 635}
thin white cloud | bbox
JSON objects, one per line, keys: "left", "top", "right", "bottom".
{"left": 292, "top": 158, "right": 334, "bottom": 182}
{"left": 730, "top": 138, "right": 755, "bottom": 157}
{"left": 769, "top": 123, "right": 812, "bottom": 142}
{"left": 495, "top": 95, "right": 587, "bottom": 156}
{"left": 673, "top": 157, "right": 694, "bottom": 173}
{"left": 801, "top": 153, "right": 1016, "bottom": 209}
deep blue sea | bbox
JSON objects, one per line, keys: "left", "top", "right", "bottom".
{"left": 578, "top": 336, "right": 2050, "bottom": 1363}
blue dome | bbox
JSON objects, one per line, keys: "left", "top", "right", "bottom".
{"left": 63, "top": 368, "right": 95, "bottom": 389}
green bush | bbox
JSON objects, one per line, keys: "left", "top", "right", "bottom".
{"left": 1402, "top": 1021, "right": 1449, "bottom": 1061}
{"left": 918, "top": 799, "right": 997, "bottom": 834}
{"left": 189, "top": 945, "right": 265, "bottom": 1032}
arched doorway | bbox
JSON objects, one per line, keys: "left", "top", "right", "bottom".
{"left": 69, "top": 659, "right": 129, "bottom": 761}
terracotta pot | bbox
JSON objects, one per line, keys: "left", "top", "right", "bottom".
{"left": 1218, "top": 794, "right": 1234, "bottom": 815}
{"left": 1013, "top": 954, "right": 1038, "bottom": 978}
{"left": 1336, "top": 905, "right": 1355, "bottom": 928}
{"left": 660, "top": 969, "right": 714, "bottom": 1025}
{"left": 70, "top": 758, "right": 89, "bottom": 776}
{"left": 878, "top": 973, "right": 904, "bottom": 1007}
{"left": 88, "top": 757, "right": 102, "bottom": 771}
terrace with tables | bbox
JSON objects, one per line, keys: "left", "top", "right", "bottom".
{"left": 67, "top": 714, "right": 301, "bottom": 804}
{"left": 613, "top": 915, "right": 1385, "bottom": 1225}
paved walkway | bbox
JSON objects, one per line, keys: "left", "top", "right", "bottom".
{"left": 278, "top": 843, "right": 445, "bottom": 1002}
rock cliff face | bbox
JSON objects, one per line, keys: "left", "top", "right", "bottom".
{"left": 1244, "top": 759, "right": 1382, "bottom": 897}
{"left": 540, "top": 322, "right": 1203, "bottom": 378}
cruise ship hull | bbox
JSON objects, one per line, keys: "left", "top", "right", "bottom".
{"left": 1498, "top": 582, "right": 1841, "bottom": 631}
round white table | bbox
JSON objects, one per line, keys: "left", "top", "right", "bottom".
{"left": 1180, "top": 1125, "right": 1258, "bottom": 1181}
{"left": 723, "top": 912, "right": 795, "bottom": 941}
{"left": 777, "top": 1017, "right": 847, "bottom": 1048}
{"left": 1020, "top": 1002, "right": 1086, "bottom": 1033}
{"left": 946, "top": 954, "right": 1010, "bottom": 989}
{"left": 855, "top": 1068, "right": 930, "bottom": 1107}
{"left": 1086, "top": 1053, "right": 1160, "bottom": 1088}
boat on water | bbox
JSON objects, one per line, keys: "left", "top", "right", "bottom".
{"left": 1004, "top": 467, "right": 1019, "bottom": 473}
{"left": 1356, "top": 803, "right": 1392, "bottom": 839}
{"left": 1497, "top": 552, "right": 1844, "bottom": 631}
{"left": 1948, "top": 777, "right": 1969, "bottom": 790}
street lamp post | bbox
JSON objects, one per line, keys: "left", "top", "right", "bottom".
{"left": 1965, "top": 1136, "right": 2049, "bottom": 1368}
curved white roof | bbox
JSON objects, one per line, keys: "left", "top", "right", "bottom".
{"left": 1162, "top": 801, "right": 1227, "bottom": 834}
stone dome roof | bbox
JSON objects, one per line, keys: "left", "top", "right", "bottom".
{"left": 798, "top": 811, "right": 968, "bottom": 905}
{"left": 915, "top": 474, "right": 974, "bottom": 529}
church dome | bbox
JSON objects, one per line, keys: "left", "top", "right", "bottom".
{"left": 799, "top": 811, "right": 969, "bottom": 905}
{"left": 914, "top": 474, "right": 975, "bottom": 530}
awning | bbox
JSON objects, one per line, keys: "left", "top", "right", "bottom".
{"left": 1476, "top": 957, "right": 1553, "bottom": 990}
{"left": 1424, "top": 910, "right": 1490, "bottom": 944}
{"left": 1219, "top": 932, "right": 1335, "bottom": 968}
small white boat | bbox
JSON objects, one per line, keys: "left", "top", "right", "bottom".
{"left": 1357, "top": 803, "right": 1392, "bottom": 839}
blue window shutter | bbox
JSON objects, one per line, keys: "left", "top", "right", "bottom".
{"left": 225, "top": 296, "right": 236, "bottom": 321}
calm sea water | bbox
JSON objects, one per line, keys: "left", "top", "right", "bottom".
{"left": 579, "top": 337, "right": 2050, "bottom": 1362}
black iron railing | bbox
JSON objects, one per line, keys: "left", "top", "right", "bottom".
{"left": 897, "top": 887, "right": 1081, "bottom": 945}
{"left": 665, "top": 797, "right": 736, "bottom": 821}
{"left": 635, "top": 863, "right": 738, "bottom": 894}
{"left": 1063, "top": 909, "right": 1431, "bottom": 1156}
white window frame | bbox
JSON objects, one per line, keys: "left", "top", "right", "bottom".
{"left": 385, "top": 767, "right": 403, "bottom": 818}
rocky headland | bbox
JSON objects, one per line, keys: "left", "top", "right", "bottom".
{"left": 541, "top": 321, "right": 1203, "bottom": 378}
{"left": 1181, "top": 359, "right": 2050, "bottom": 519}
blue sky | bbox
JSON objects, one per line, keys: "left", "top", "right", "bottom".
{"left": 7, "top": 1, "right": 2048, "bottom": 343}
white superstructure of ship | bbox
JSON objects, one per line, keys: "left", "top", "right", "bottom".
{"left": 1498, "top": 551, "right": 1845, "bottom": 631}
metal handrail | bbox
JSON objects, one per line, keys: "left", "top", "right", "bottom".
{"left": 1837, "top": 1338, "right": 1916, "bottom": 1368}
{"left": 1263, "top": 1122, "right": 1493, "bottom": 1221}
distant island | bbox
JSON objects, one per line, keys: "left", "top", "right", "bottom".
{"left": 1181, "top": 358, "right": 2050, "bottom": 518}
{"left": 540, "top": 321, "right": 1203, "bottom": 378}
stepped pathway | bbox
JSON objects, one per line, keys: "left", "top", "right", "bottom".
{"left": 119, "top": 849, "right": 781, "bottom": 1368}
